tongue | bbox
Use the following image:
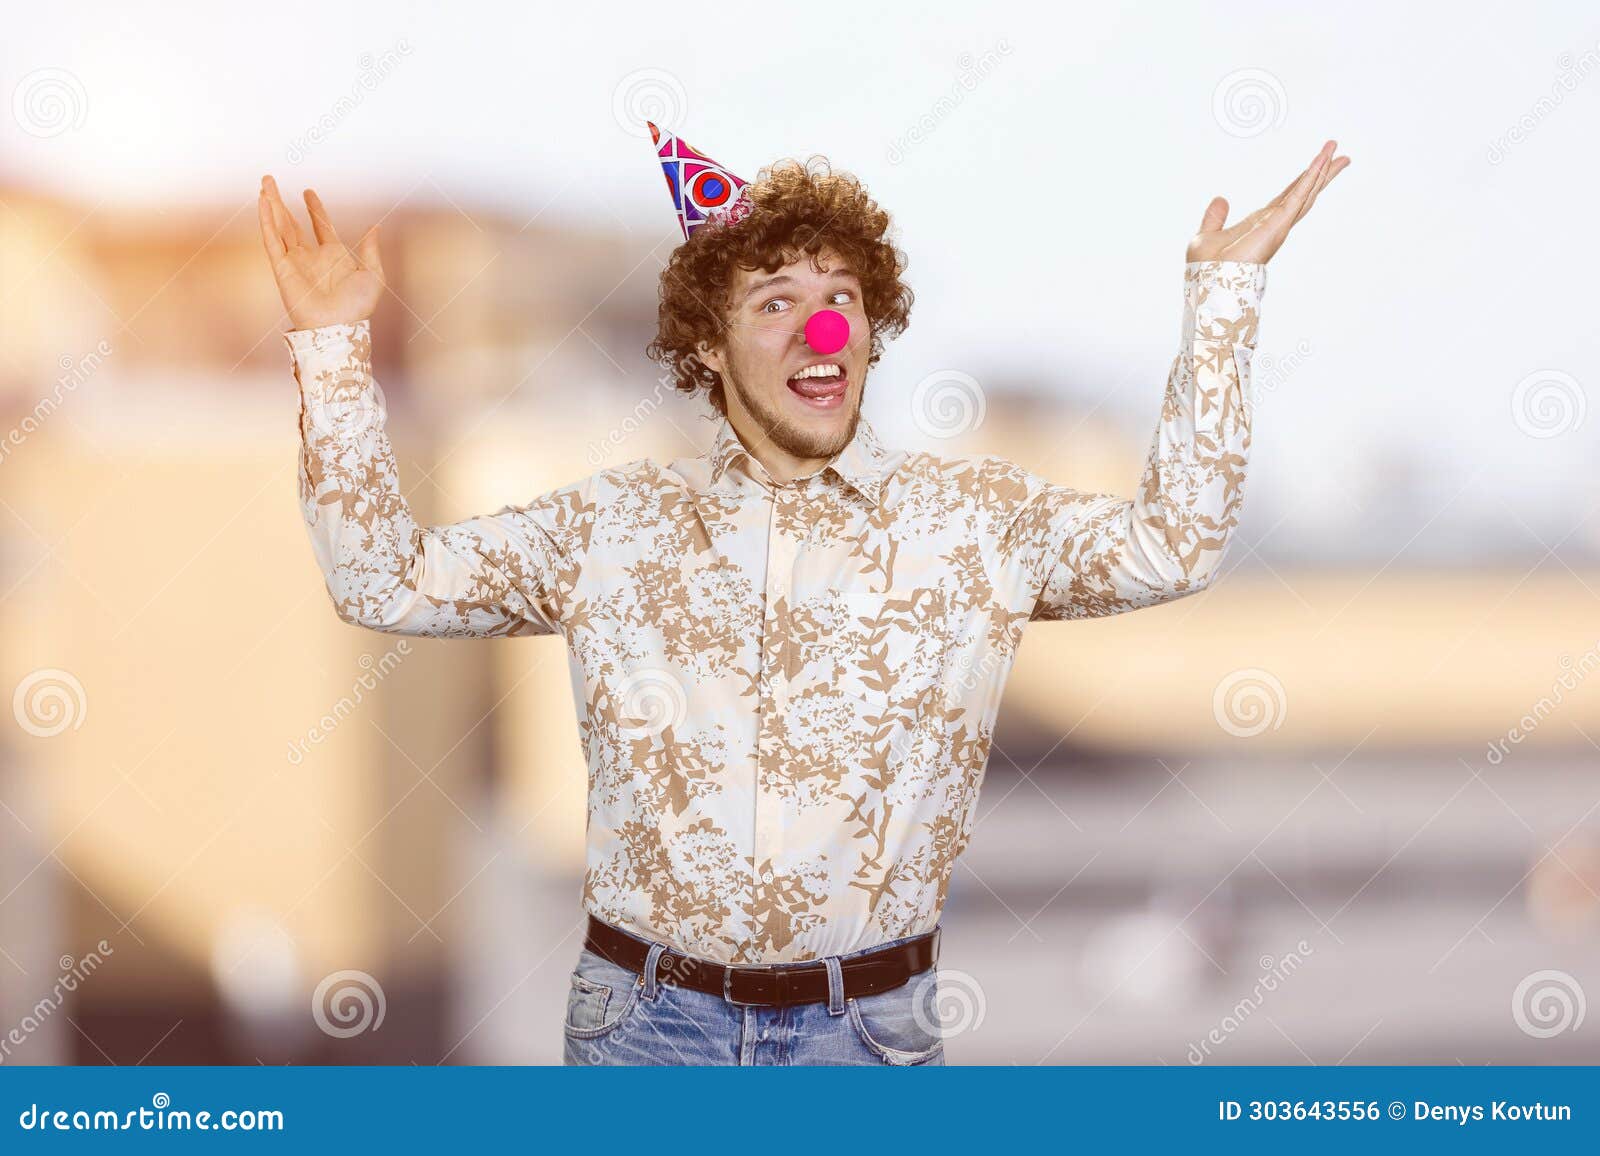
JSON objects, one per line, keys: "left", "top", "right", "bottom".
{"left": 789, "top": 373, "right": 843, "bottom": 397}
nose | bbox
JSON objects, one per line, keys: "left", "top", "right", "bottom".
{"left": 803, "top": 309, "right": 850, "bottom": 356}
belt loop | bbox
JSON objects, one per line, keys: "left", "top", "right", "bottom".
{"left": 642, "top": 942, "right": 667, "bottom": 1001}
{"left": 823, "top": 955, "right": 846, "bottom": 1016}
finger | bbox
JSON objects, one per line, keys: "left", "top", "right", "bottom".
{"left": 1262, "top": 155, "right": 1318, "bottom": 209}
{"left": 1271, "top": 146, "right": 1330, "bottom": 228}
{"left": 1249, "top": 146, "right": 1341, "bottom": 256}
{"left": 1240, "top": 153, "right": 1324, "bottom": 227}
{"left": 304, "top": 188, "right": 341, "bottom": 247}
{"left": 1198, "top": 196, "right": 1229, "bottom": 234}
{"left": 1288, "top": 160, "right": 1333, "bottom": 224}
{"left": 1265, "top": 169, "right": 1306, "bottom": 208}
{"left": 262, "top": 175, "right": 296, "bottom": 245}
{"left": 261, "top": 174, "right": 303, "bottom": 249}
{"left": 1290, "top": 154, "right": 1349, "bottom": 226}
{"left": 1265, "top": 140, "right": 1333, "bottom": 209}
{"left": 257, "top": 192, "right": 287, "bottom": 261}
{"left": 355, "top": 224, "right": 384, "bottom": 282}
{"left": 1280, "top": 157, "right": 1344, "bottom": 228}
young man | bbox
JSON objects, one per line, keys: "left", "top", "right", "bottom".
{"left": 257, "top": 124, "right": 1348, "bottom": 1066}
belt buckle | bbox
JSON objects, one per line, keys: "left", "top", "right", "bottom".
{"left": 723, "top": 963, "right": 780, "bottom": 1007}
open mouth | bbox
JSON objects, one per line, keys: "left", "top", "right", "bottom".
{"left": 786, "top": 363, "right": 848, "bottom": 409}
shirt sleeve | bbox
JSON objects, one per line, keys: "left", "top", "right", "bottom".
{"left": 1003, "top": 259, "right": 1267, "bottom": 621}
{"left": 285, "top": 319, "right": 594, "bottom": 637}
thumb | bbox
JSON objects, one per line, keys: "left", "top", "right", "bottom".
{"left": 1198, "top": 196, "right": 1229, "bottom": 234}
{"left": 356, "top": 224, "right": 384, "bottom": 281}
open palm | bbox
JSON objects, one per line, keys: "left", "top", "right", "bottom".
{"left": 257, "top": 174, "right": 385, "bottom": 330}
{"left": 1188, "top": 140, "right": 1350, "bottom": 266}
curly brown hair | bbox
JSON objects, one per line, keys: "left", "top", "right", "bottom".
{"left": 646, "top": 156, "right": 914, "bottom": 417}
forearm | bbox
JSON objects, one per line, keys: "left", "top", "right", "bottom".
{"left": 1021, "top": 259, "right": 1266, "bottom": 620}
{"left": 1126, "top": 258, "right": 1267, "bottom": 588}
{"left": 287, "top": 321, "right": 551, "bottom": 636}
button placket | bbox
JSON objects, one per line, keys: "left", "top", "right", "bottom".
{"left": 754, "top": 484, "right": 799, "bottom": 874}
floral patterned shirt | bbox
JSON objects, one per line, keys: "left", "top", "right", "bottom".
{"left": 284, "top": 259, "right": 1267, "bottom": 964}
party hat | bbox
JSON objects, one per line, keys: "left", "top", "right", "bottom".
{"left": 647, "top": 121, "right": 753, "bottom": 242}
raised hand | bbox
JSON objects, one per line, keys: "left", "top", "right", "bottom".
{"left": 1188, "top": 140, "right": 1350, "bottom": 266}
{"left": 257, "top": 174, "right": 385, "bottom": 330}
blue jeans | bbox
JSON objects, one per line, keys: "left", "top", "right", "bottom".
{"left": 561, "top": 927, "right": 948, "bottom": 1066}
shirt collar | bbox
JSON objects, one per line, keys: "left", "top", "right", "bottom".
{"left": 707, "top": 414, "right": 889, "bottom": 506}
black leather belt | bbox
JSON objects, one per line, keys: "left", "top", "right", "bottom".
{"left": 583, "top": 915, "right": 939, "bottom": 1007}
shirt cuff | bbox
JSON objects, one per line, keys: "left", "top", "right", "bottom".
{"left": 283, "top": 319, "right": 371, "bottom": 370}
{"left": 284, "top": 319, "right": 382, "bottom": 437}
{"left": 1183, "top": 260, "right": 1267, "bottom": 347}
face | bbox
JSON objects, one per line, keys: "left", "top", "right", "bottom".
{"left": 697, "top": 244, "right": 870, "bottom": 470}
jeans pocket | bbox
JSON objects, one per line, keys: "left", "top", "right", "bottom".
{"left": 562, "top": 951, "right": 643, "bottom": 1039}
{"left": 845, "top": 969, "right": 946, "bottom": 1065}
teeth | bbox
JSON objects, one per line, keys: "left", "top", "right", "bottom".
{"left": 792, "top": 363, "right": 842, "bottom": 380}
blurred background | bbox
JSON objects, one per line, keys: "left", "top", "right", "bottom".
{"left": 2, "top": 0, "right": 1598, "bottom": 1065}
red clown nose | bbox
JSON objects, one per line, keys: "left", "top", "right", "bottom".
{"left": 804, "top": 309, "right": 850, "bottom": 356}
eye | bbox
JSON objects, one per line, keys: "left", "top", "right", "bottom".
{"left": 830, "top": 290, "right": 855, "bottom": 306}
{"left": 760, "top": 298, "right": 790, "bottom": 314}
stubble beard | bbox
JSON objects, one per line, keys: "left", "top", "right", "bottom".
{"left": 723, "top": 365, "right": 861, "bottom": 461}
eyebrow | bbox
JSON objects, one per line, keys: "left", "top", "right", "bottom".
{"left": 741, "top": 267, "right": 858, "bottom": 306}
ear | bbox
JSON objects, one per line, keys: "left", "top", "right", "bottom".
{"left": 696, "top": 340, "right": 725, "bottom": 376}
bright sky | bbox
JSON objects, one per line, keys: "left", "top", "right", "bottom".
{"left": 4, "top": 0, "right": 1597, "bottom": 561}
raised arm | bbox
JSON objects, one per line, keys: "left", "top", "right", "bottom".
{"left": 260, "top": 175, "right": 592, "bottom": 637}
{"left": 286, "top": 320, "right": 592, "bottom": 636}
{"left": 1009, "top": 260, "right": 1266, "bottom": 620}
{"left": 1007, "top": 140, "right": 1349, "bottom": 620}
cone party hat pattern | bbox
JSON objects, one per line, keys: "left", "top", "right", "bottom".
{"left": 648, "top": 121, "right": 754, "bottom": 242}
